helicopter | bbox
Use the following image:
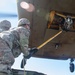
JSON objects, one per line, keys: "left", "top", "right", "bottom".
{"left": 16, "top": 0, "right": 75, "bottom": 73}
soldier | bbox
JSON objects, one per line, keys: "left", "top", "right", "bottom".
{"left": 0, "top": 18, "right": 38, "bottom": 75}
{"left": 0, "top": 20, "right": 11, "bottom": 32}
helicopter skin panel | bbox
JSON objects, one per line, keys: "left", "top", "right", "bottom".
{"left": 17, "top": 0, "right": 75, "bottom": 59}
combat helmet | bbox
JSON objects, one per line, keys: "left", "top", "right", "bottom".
{"left": 18, "top": 18, "right": 30, "bottom": 27}
{"left": 0, "top": 20, "right": 11, "bottom": 31}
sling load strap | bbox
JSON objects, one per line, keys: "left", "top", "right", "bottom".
{"left": 48, "top": 11, "right": 55, "bottom": 28}
{"left": 56, "top": 12, "right": 66, "bottom": 18}
{"left": 24, "top": 66, "right": 26, "bottom": 75}
{"left": 23, "top": 58, "right": 26, "bottom": 75}
{"left": 37, "top": 31, "right": 62, "bottom": 49}
{"left": 56, "top": 12, "right": 75, "bottom": 19}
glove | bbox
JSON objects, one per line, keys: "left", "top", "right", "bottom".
{"left": 24, "top": 47, "right": 38, "bottom": 59}
{"left": 21, "top": 56, "right": 26, "bottom": 68}
{"left": 21, "top": 48, "right": 38, "bottom": 68}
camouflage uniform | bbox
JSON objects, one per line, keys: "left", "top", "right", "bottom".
{"left": 0, "top": 19, "right": 30, "bottom": 74}
{"left": 0, "top": 18, "right": 38, "bottom": 75}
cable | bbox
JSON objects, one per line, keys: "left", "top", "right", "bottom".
{"left": 23, "top": 57, "right": 26, "bottom": 75}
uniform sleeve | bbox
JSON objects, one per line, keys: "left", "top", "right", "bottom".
{"left": 18, "top": 27, "right": 30, "bottom": 56}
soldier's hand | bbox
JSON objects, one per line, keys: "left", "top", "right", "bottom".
{"left": 24, "top": 47, "right": 38, "bottom": 59}
{"left": 29, "top": 47, "right": 38, "bottom": 54}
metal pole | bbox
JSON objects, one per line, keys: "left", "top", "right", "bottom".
{"left": 37, "top": 31, "right": 62, "bottom": 49}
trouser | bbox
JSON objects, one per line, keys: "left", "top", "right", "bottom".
{"left": 0, "top": 38, "right": 14, "bottom": 74}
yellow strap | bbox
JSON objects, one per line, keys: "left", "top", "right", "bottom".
{"left": 37, "top": 31, "right": 62, "bottom": 49}
{"left": 56, "top": 12, "right": 66, "bottom": 18}
{"left": 48, "top": 11, "right": 55, "bottom": 28}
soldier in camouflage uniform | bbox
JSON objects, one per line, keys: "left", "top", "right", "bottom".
{"left": 0, "top": 20, "right": 11, "bottom": 32}
{"left": 0, "top": 18, "right": 38, "bottom": 75}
